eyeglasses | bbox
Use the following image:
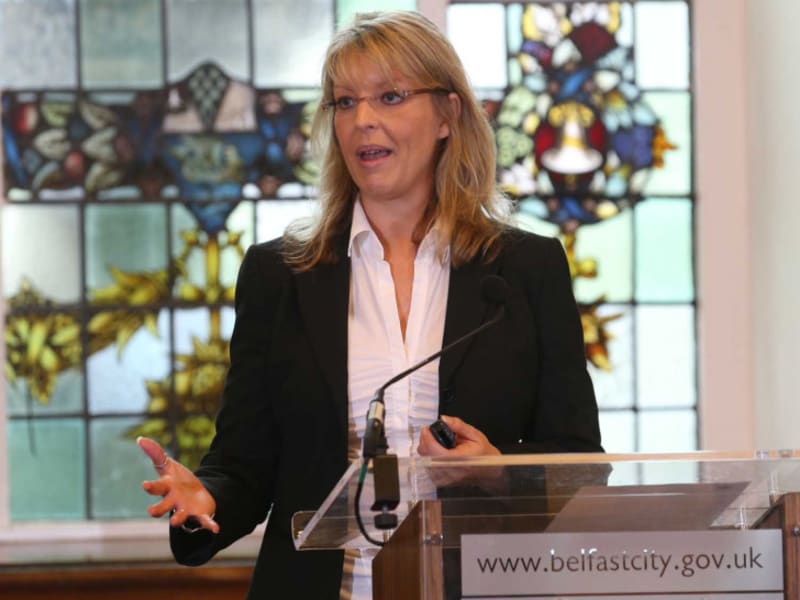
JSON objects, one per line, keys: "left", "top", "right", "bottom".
{"left": 321, "top": 88, "right": 451, "bottom": 113}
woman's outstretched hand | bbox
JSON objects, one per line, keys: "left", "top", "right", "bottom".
{"left": 137, "top": 436, "right": 219, "bottom": 534}
{"left": 417, "top": 415, "right": 501, "bottom": 457}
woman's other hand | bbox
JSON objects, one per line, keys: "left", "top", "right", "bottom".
{"left": 417, "top": 415, "right": 501, "bottom": 457}
{"left": 137, "top": 436, "right": 219, "bottom": 533}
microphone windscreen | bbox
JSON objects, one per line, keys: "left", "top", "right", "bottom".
{"left": 480, "top": 275, "right": 509, "bottom": 305}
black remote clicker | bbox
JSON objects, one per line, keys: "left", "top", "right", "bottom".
{"left": 430, "top": 419, "right": 456, "bottom": 449}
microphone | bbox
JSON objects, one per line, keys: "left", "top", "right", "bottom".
{"left": 361, "top": 274, "right": 509, "bottom": 459}
{"left": 356, "top": 274, "right": 509, "bottom": 542}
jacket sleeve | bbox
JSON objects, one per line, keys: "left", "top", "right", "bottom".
{"left": 497, "top": 235, "right": 602, "bottom": 455}
{"left": 170, "top": 242, "right": 287, "bottom": 565}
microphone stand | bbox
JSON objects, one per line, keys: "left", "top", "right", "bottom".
{"left": 355, "top": 303, "right": 507, "bottom": 546}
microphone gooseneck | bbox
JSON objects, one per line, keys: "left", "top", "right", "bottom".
{"left": 355, "top": 274, "right": 509, "bottom": 546}
{"left": 361, "top": 274, "right": 509, "bottom": 459}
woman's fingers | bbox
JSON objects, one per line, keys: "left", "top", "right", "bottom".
{"left": 147, "top": 495, "right": 175, "bottom": 518}
{"left": 137, "top": 436, "right": 170, "bottom": 471}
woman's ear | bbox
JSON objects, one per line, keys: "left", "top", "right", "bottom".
{"left": 438, "top": 92, "right": 462, "bottom": 139}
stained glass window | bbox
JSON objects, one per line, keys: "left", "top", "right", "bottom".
{"left": 1, "top": 0, "right": 694, "bottom": 522}
{"left": 448, "top": 0, "right": 695, "bottom": 453}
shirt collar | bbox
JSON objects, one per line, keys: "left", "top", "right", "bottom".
{"left": 347, "top": 198, "right": 450, "bottom": 264}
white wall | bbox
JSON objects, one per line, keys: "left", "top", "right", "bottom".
{"left": 694, "top": 0, "right": 754, "bottom": 449}
{"left": 746, "top": 0, "right": 800, "bottom": 449}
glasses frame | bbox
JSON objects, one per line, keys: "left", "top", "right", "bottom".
{"left": 321, "top": 87, "right": 452, "bottom": 113}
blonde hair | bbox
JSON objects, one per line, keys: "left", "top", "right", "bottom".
{"left": 284, "top": 11, "right": 512, "bottom": 269}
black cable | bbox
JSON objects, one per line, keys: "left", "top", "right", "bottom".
{"left": 354, "top": 460, "right": 386, "bottom": 547}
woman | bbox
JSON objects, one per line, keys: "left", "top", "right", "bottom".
{"left": 138, "top": 11, "right": 601, "bottom": 599}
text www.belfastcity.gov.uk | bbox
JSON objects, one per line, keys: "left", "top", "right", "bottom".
{"left": 476, "top": 546, "right": 766, "bottom": 578}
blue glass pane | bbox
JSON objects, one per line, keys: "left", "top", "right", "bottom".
{"left": 9, "top": 418, "right": 86, "bottom": 520}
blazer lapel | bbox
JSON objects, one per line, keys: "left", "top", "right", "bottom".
{"left": 439, "top": 257, "right": 499, "bottom": 399}
{"left": 295, "top": 253, "right": 350, "bottom": 428}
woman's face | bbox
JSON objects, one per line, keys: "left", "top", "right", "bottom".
{"left": 332, "top": 53, "right": 451, "bottom": 211}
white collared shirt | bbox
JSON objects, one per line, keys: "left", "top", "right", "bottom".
{"left": 346, "top": 199, "right": 450, "bottom": 460}
{"left": 341, "top": 199, "right": 450, "bottom": 600}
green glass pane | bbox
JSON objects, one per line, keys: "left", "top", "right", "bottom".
{"left": 642, "top": 91, "right": 691, "bottom": 196}
{"left": 0, "top": 0, "right": 77, "bottom": 88}
{"left": 635, "top": 1, "right": 690, "bottom": 90}
{"left": 1, "top": 204, "right": 82, "bottom": 302}
{"left": 638, "top": 409, "right": 697, "bottom": 453}
{"left": 87, "top": 309, "right": 170, "bottom": 414}
{"left": 255, "top": 199, "right": 316, "bottom": 242}
{"left": 167, "top": 0, "right": 249, "bottom": 81}
{"left": 80, "top": 0, "right": 162, "bottom": 87}
{"left": 588, "top": 305, "right": 633, "bottom": 410}
{"left": 635, "top": 198, "right": 694, "bottom": 302}
{"left": 90, "top": 417, "right": 157, "bottom": 518}
{"left": 636, "top": 305, "right": 696, "bottom": 409}
{"left": 598, "top": 410, "right": 635, "bottom": 454}
{"left": 573, "top": 212, "right": 633, "bottom": 304}
{"left": 447, "top": 4, "right": 507, "bottom": 89}
{"left": 9, "top": 418, "right": 86, "bottom": 520}
{"left": 85, "top": 204, "right": 168, "bottom": 293}
{"left": 171, "top": 201, "right": 253, "bottom": 298}
{"left": 6, "top": 368, "right": 83, "bottom": 417}
{"left": 253, "top": 0, "right": 334, "bottom": 87}
{"left": 336, "top": 0, "right": 416, "bottom": 28}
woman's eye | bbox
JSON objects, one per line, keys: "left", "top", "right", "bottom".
{"left": 335, "top": 96, "right": 356, "bottom": 110}
{"left": 381, "top": 91, "right": 405, "bottom": 105}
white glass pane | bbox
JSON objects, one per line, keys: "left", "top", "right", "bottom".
{"left": 174, "top": 306, "right": 235, "bottom": 356}
{"left": 447, "top": 4, "right": 507, "bottom": 89}
{"left": 1, "top": 205, "right": 81, "bottom": 302}
{"left": 171, "top": 201, "right": 254, "bottom": 295}
{"left": 573, "top": 211, "right": 633, "bottom": 304}
{"left": 256, "top": 199, "right": 317, "bottom": 242}
{"left": 636, "top": 305, "right": 696, "bottom": 409}
{"left": 642, "top": 92, "right": 691, "bottom": 196}
{"left": 167, "top": 0, "right": 250, "bottom": 81}
{"left": 589, "top": 305, "right": 634, "bottom": 409}
{"left": 85, "top": 204, "right": 168, "bottom": 291}
{"left": 337, "top": 0, "right": 416, "bottom": 27}
{"left": 598, "top": 410, "right": 635, "bottom": 454}
{"left": 638, "top": 409, "right": 697, "bottom": 453}
{"left": 635, "top": 198, "right": 694, "bottom": 302}
{"left": 6, "top": 369, "right": 83, "bottom": 416}
{"left": 0, "top": 0, "right": 77, "bottom": 88}
{"left": 253, "top": 0, "right": 333, "bottom": 87}
{"left": 634, "top": 1, "right": 689, "bottom": 89}
{"left": 87, "top": 309, "right": 170, "bottom": 414}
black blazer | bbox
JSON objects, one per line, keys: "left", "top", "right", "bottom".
{"left": 170, "top": 228, "right": 601, "bottom": 599}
